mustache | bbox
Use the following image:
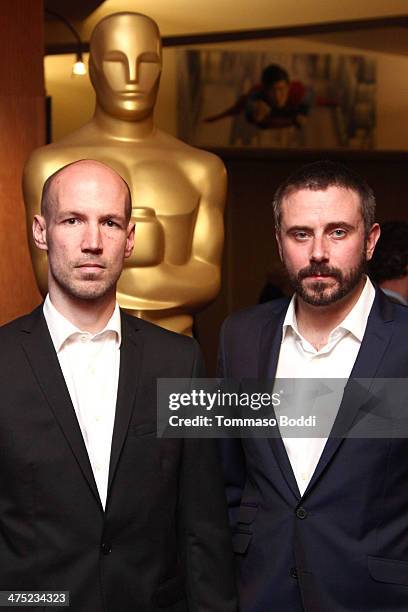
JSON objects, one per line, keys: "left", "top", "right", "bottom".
{"left": 298, "top": 264, "right": 343, "bottom": 281}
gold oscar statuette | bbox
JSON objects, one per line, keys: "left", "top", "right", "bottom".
{"left": 23, "top": 12, "right": 226, "bottom": 335}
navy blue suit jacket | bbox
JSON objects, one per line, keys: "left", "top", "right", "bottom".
{"left": 218, "top": 290, "right": 408, "bottom": 612}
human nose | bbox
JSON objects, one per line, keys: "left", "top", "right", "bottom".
{"left": 310, "top": 234, "right": 329, "bottom": 262}
{"left": 81, "top": 223, "right": 103, "bottom": 253}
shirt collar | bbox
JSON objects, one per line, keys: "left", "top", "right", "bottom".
{"left": 43, "top": 294, "right": 122, "bottom": 353}
{"left": 282, "top": 275, "right": 376, "bottom": 344}
{"left": 282, "top": 294, "right": 299, "bottom": 340}
{"left": 338, "top": 276, "right": 376, "bottom": 341}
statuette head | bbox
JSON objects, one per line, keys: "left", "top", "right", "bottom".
{"left": 89, "top": 12, "right": 162, "bottom": 121}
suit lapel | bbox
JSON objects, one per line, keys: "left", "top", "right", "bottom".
{"left": 107, "top": 312, "right": 144, "bottom": 497}
{"left": 20, "top": 306, "right": 101, "bottom": 508}
{"left": 258, "top": 306, "right": 285, "bottom": 380}
{"left": 259, "top": 303, "right": 301, "bottom": 500}
{"left": 304, "top": 291, "right": 394, "bottom": 496}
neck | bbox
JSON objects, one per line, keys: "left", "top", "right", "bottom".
{"left": 380, "top": 277, "right": 408, "bottom": 303}
{"left": 93, "top": 105, "right": 156, "bottom": 140}
{"left": 48, "top": 287, "right": 117, "bottom": 334}
{"left": 295, "top": 276, "right": 366, "bottom": 344}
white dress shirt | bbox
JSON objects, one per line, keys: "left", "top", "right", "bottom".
{"left": 275, "top": 277, "right": 376, "bottom": 495}
{"left": 43, "top": 295, "right": 121, "bottom": 508}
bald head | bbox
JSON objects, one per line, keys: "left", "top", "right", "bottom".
{"left": 41, "top": 160, "right": 132, "bottom": 223}
{"left": 33, "top": 159, "right": 135, "bottom": 309}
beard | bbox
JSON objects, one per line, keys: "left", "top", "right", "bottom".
{"left": 286, "top": 252, "right": 367, "bottom": 307}
{"left": 48, "top": 256, "right": 120, "bottom": 302}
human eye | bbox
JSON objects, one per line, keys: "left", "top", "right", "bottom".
{"left": 330, "top": 228, "right": 347, "bottom": 239}
{"left": 103, "top": 218, "right": 120, "bottom": 228}
{"left": 293, "top": 231, "right": 309, "bottom": 241}
{"left": 63, "top": 217, "right": 80, "bottom": 225}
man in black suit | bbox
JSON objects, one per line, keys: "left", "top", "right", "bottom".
{"left": 219, "top": 161, "right": 408, "bottom": 611}
{"left": 0, "top": 159, "right": 236, "bottom": 611}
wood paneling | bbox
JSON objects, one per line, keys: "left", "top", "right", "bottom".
{"left": 0, "top": 1, "right": 44, "bottom": 324}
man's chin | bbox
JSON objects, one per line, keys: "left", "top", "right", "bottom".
{"left": 298, "top": 279, "right": 334, "bottom": 303}
{"left": 300, "top": 289, "right": 337, "bottom": 307}
{"left": 64, "top": 281, "right": 113, "bottom": 302}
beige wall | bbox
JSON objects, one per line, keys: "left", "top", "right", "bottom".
{"left": 45, "top": 55, "right": 94, "bottom": 141}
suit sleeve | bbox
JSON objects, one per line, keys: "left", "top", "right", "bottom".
{"left": 178, "top": 340, "right": 237, "bottom": 612}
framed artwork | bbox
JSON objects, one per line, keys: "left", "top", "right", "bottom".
{"left": 177, "top": 50, "right": 376, "bottom": 149}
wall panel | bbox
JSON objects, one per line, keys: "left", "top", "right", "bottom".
{"left": 0, "top": 1, "right": 44, "bottom": 324}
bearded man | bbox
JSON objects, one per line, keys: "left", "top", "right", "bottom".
{"left": 218, "top": 161, "right": 408, "bottom": 611}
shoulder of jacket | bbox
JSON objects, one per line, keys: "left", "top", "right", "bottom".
{"left": 222, "top": 298, "right": 289, "bottom": 333}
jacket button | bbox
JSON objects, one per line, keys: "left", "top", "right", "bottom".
{"left": 290, "top": 567, "right": 298, "bottom": 579}
{"left": 101, "top": 542, "right": 112, "bottom": 555}
{"left": 296, "top": 507, "right": 307, "bottom": 520}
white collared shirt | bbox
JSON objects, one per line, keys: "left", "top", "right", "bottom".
{"left": 43, "top": 295, "right": 121, "bottom": 508}
{"left": 275, "top": 276, "right": 376, "bottom": 495}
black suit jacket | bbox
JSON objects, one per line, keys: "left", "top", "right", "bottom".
{"left": 0, "top": 306, "right": 237, "bottom": 612}
{"left": 218, "top": 290, "right": 408, "bottom": 611}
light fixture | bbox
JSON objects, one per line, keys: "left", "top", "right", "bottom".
{"left": 45, "top": 9, "right": 87, "bottom": 76}
{"left": 72, "top": 53, "right": 87, "bottom": 76}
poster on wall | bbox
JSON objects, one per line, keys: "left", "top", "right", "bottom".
{"left": 177, "top": 50, "right": 377, "bottom": 149}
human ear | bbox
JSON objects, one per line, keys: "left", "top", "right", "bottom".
{"left": 366, "top": 223, "right": 381, "bottom": 260}
{"left": 124, "top": 222, "right": 135, "bottom": 258}
{"left": 32, "top": 215, "right": 48, "bottom": 251}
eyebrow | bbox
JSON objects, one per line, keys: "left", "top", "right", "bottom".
{"left": 56, "top": 211, "right": 125, "bottom": 222}
{"left": 56, "top": 210, "right": 84, "bottom": 219}
{"left": 285, "top": 222, "right": 356, "bottom": 233}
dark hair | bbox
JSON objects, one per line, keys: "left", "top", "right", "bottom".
{"left": 369, "top": 221, "right": 408, "bottom": 283}
{"left": 41, "top": 160, "right": 132, "bottom": 222}
{"left": 273, "top": 160, "right": 376, "bottom": 236}
{"left": 262, "top": 64, "right": 289, "bottom": 88}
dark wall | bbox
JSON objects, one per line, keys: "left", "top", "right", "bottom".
{"left": 196, "top": 149, "right": 408, "bottom": 373}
